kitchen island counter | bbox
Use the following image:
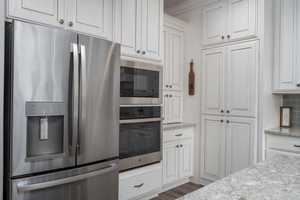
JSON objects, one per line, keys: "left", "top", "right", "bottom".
{"left": 178, "top": 154, "right": 300, "bottom": 200}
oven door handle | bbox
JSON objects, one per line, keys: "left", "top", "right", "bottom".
{"left": 120, "top": 118, "right": 162, "bottom": 124}
{"left": 17, "top": 164, "right": 118, "bottom": 192}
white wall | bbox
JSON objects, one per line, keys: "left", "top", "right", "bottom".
{"left": 174, "top": 9, "right": 203, "bottom": 183}
{"left": 0, "top": 0, "right": 4, "bottom": 198}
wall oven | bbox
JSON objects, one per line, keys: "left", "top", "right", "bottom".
{"left": 120, "top": 60, "right": 162, "bottom": 105}
{"left": 119, "top": 106, "right": 162, "bottom": 171}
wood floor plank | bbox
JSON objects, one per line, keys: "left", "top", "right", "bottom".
{"left": 152, "top": 183, "right": 203, "bottom": 200}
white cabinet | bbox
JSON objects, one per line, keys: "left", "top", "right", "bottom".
{"left": 67, "top": 0, "right": 113, "bottom": 39}
{"left": 200, "top": 115, "right": 226, "bottom": 181}
{"left": 163, "top": 127, "right": 194, "bottom": 186}
{"left": 201, "top": 115, "right": 256, "bottom": 182}
{"left": 163, "top": 27, "right": 184, "bottom": 91}
{"left": 7, "top": 0, "right": 65, "bottom": 27}
{"left": 202, "top": 41, "right": 258, "bottom": 118}
{"left": 202, "top": 0, "right": 227, "bottom": 45}
{"left": 273, "top": 0, "right": 300, "bottom": 93}
{"left": 8, "top": 0, "right": 114, "bottom": 39}
{"left": 119, "top": 163, "right": 162, "bottom": 200}
{"left": 163, "top": 91, "right": 182, "bottom": 124}
{"left": 120, "top": 0, "right": 163, "bottom": 62}
{"left": 225, "top": 117, "right": 256, "bottom": 174}
{"left": 202, "top": 0, "right": 257, "bottom": 45}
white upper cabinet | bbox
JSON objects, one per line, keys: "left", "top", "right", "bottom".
{"left": 8, "top": 0, "right": 114, "bottom": 39}
{"left": 163, "top": 91, "right": 182, "bottom": 124}
{"left": 120, "top": 0, "right": 140, "bottom": 57}
{"left": 273, "top": 0, "right": 300, "bottom": 93}
{"left": 202, "top": 47, "right": 225, "bottom": 116}
{"left": 202, "top": 41, "right": 258, "bottom": 118}
{"left": 225, "top": 117, "right": 256, "bottom": 175}
{"left": 66, "top": 0, "right": 112, "bottom": 39}
{"left": 202, "top": 0, "right": 227, "bottom": 45}
{"left": 7, "top": 0, "right": 65, "bottom": 27}
{"left": 202, "top": 0, "right": 257, "bottom": 45}
{"left": 226, "top": 41, "right": 258, "bottom": 117}
{"left": 120, "top": 0, "right": 163, "bottom": 62}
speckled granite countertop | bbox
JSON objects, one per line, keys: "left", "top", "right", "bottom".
{"left": 163, "top": 122, "right": 196, "bottom": 131}
{"left": 177, "top": 154, "right": 300, "bottom": 200}
{"left": 265, "top": 126, "right": 300, "bottom": 138}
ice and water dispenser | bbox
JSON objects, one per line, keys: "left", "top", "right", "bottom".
{"left": 25, "top": 102, "right": 66, "bottom": 161}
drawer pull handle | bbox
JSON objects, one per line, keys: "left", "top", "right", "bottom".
{"left": 294, "top": 145, "right": 300, "bottom": 148}
{"left": 134, "top": 183, "right": 144, "bottom": 188}
{"left": 175, "top": 134, "right": 183, "bottom": 137}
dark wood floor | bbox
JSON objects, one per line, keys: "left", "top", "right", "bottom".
{"left": 151, "top": 183, "right": 203, "bottom": 200}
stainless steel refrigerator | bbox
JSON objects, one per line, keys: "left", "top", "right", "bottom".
{"left": 4, "top": 20, "right": 120, "bottom": 200}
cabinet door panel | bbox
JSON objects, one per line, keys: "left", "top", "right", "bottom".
{"left": 169, "top": 92, "right": 182, "bottom": 124}
{"left": 68, "top": 0, "right": 112, "bottom": 39}
{"left": 226, "top": 117, "right": 256, "bottom": 175}
{"left": 121, "top": 0, "right": 140, "bottom": 57}
{"left": 179, "top": 139, "right": 194, "bottom": 178}
{"left": 164, "top": 29, "right": 173, "bottom": 90}
{"left": 141, "top": 0, "right": 162, "bottom": 61}
{"left": 202, "top": 0, "right": 227, "bottom": 45}
{"left": 172, "top": 32, "right": 183, "bottom": 91}
{"left": 227, "top": 0, "right": 256, "bottom": 40}
{"left": 8, "top": 0, "right": 64, "bottom": 27}
{"left": 163, "top": 93, "right": 170, "bottom": 124}
{"left": 202, "top": 48, "right": 225, "bottom": 115}
{"left": 201, "top": 116, "right": 226, "bottom": 181}
{"left": 163, "top": 142, "right": 179, "bottom": 185}
{"left": 274, "top": 0, "right": 297, "bottom": 91}
{"left": 226, "top": 41, "right": 258, "bottom": 117}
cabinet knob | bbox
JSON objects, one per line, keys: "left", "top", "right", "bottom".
{"left": 137, "top": 50, "right": 141, "bottom": 54}
{"left": 180, "top": 144, "right": 183, "bottom": 148}
{"left": 221, "top": 36, "right": 225, "bottom": 40}
{"left": 220, "top": 120, "right": 224, "bottom": 123}
{"left": 59, "top": 19, "right": 64, "bottom": 24}
{"left": 169, "top": 95, "right": 173, "bottom": 98}
{"left": 226, "top": 110, "right": 230, "bottom": 114}
{"left": 221, "top": 110, "right": 224, "bottom": 113}
{"left": 142, "top": 51, "right": 146, "bottom": 55}
{"left": 227, "top": 35, "right": 231, "bottom": 39}
{"left": 226, "top": 120, "right": 230, "bottom": 124}
{"left": 68, "top": 21, "right": 74, "bottom": 27}
{"left": 170, "top": 85, "right": 173, "bottom": 88}
{"left": 297, "top": 84, "right": 300, "bottom": 87}
{"left": 176, "top": 145, "right": 180, "bottom": 148}
{"left": 165, "top": 94, "right": 169, "bottom": 97}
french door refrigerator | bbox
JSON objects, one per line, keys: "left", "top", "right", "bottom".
{"left": 4, "top": 20, "right": 120, "bottom": 200}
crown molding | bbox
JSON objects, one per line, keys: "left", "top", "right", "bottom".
{"left": 164, "top": 14, "right": 187, "bottom": 31}
{"left": 165, "top": 0, "right": 219, "bottom": 16}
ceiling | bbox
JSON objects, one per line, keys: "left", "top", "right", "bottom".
{"left": 164, "top": 0, "right": 185, "bottom": 9}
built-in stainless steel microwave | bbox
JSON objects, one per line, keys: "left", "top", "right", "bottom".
{"left": 120, "top": 60, "right": 162, "bottom": 105}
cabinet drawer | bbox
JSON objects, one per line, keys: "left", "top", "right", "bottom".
{"left": 267, "top": 135, "right": 300, "bottom": 154}
{"left": 163, "top": 127, "right": 193, "bottom": 143}
{"left": 119, "top": 166, "right": 162, "bottom": 200}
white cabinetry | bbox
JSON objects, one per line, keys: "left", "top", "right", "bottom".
{"left": 7, "top": 0, "right": 114, "bottom": 39}
{"left": 273, "top": 0, "right": 300, "bottom": 93}
{"left": 120, "top": 0, "right": 163, "bottom": 62}
{"left": 202, "top": 41, "right": 258, "bottom": 118}
{"left": 163, "top": 127, "right": 194, "bottom": 186}
{"left": 163, "top": 15, "right": 185, "bottom": 124}
{"left": 201, "top": 116, "right": 256, "bottom": 181}
{"left": 202, "top": 0, "right": 257, "bottom": 45}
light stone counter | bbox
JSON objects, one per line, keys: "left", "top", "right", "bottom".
{"left": 163, "top": 122, "right": 196, "bottom": 131}
{"left": 265, "top": 126, "right": 300, "bottom": 138}
{"left": 178, "top": 154, "right": 300, "bottom": 200}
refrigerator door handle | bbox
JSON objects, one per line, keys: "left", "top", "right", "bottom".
{"left": 78, "top": 45, "right": 87, "bottom": 154}
{"left": 17, "top": 163, "right": 118, "bottom": 192}
{"left": 70, "top": 43, "right": 79, "bottom": 156}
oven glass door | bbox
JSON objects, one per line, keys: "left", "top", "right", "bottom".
{"left": 120, "top": 67, "right": 159, "bottom": 98}
{"left": 119, "top": 121, "right": 161, "bottom": 159}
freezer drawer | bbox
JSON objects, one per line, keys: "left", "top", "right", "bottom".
{"left": 11, "top": 160, "right": 119, "bottom": 200}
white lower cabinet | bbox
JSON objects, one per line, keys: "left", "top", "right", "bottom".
{"left": 201, "top": 115, "right": 256, "bottom": 182}
{"left": 162, "top": 127, "right": 194, "bottom": 186}
{"left": 119, "top": 164, "right": 162, "bottom": 200}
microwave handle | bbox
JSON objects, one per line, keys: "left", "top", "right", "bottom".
{"left": 17, "top": 164, "right": 117, "bottom": 192}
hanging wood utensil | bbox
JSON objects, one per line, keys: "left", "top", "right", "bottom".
{"left": 189, "top": 59, "right": 195, "bottom": 96}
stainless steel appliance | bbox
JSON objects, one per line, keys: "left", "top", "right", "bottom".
{"left": 4, "top": 20, "right": 120, "bottom": 200}
{"left": 120, "top": 60, "right": 162, "bottom": 105}
{"left": 119, "top": 106, "right": 162, "bottom": 171}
